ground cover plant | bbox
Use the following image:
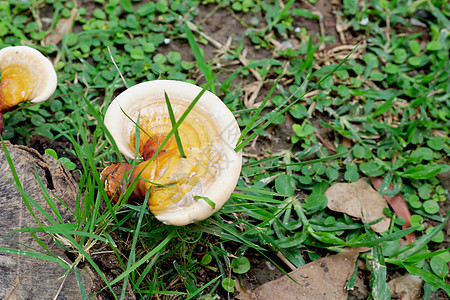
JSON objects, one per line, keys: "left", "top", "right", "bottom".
{"left": 0, "top": 0, "right": 449, "bottom": 299}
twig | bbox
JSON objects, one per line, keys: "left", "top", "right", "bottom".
{"left": 107, "top": 46, "right": 128, "bottom": 88}
{"left": 186, "top": 20, "right": 223, "bottom": 49}
{"left": 276, "top": 250, "right": 297, "bottom": 271}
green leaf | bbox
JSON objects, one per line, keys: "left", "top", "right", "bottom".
{"left": 167, "top": 51, "right": 182, "bottom": 64}
{"left": 50, "top": 99, "right": 63, "bottom": 112}
{"left": 44, "top": 148, "right": 58, "bottom": 160}
{"left": 136, "top": 2, "right": 155, "bottom": 16}
{"left": 126, "top": 14, "right": 139, "bottom": 29}
{"left": 31, "top": 114, "right": 45, "bottom": 126}
{"left": 384, "top": 63, "right": 399, "bottom": 74}
{"left": 293, "top": 123, "right": 314, "bottom": 137}
{"left": 410, "top": 147, "right": 434, "bottom": 162}
{"left": 353, "top": 144, "right": 366, "bottom": 158}
{"left": 289, "top": 104, "right": 308, "bottom": 119}
{"left": 370, "top": 245, "right": 391, "bottom": 300}
{"left": 130, "top": 48, "right": 144, "bottom": 60}
{"left": 231, "top": 257, "right": 251, "bottom": 274}
{"left": 58, "top": 157, "right": 76, "bottom": 171}
{"left": 410, "top": 214, "right": 424, "bottom": 230}
{"left": 304, "top": 193, "right": 327, "bottom": 214}
{"left": 408, "top": 56, "right": 421, "bottom": 66}
{"left": 93, "top": 8, "right": 106, "bottom": 19}
{"left": 394, "top": 48, "right": 407, "bottom": 64}
{"left": 426, "top": 41, "right": 442, "bottom": 51}
{"left": 221, "top": 278, "right": 235, "bottom": 292}
{"left": 200, "top": 253, "right": 212, "bottom": 266}
{"left": 422, "top": 200, "right": 439, "bottom": 214}
{"left": 409, "top": 40, "right": 421, "bottom": 55}
{"left": 121, "top": 0, "right": 133, "bottom": 12}
{"left": 345, "top": 163, "right": 359, "bottom": 182}
{"left": 369, "top": 70, "right": 385, "bottom": 81}
{"left": 427, "top": 136, "right": 445, "bottom": 150}
{"left": 359, "top": 161, "right": 384, "bottom": 177}
{"left": 403, "top": 264, "right": 450, "bottom": 294}
{"left": 430, "top": 256, "right": 449, "bottom": 279}
{"left": 326, "top": 167, "right": 339, "bottom": 181}
{"left": 275, "top": 174, "right": 296, "bottom": 196}
{"left": 401, "top": 165, "right": 449, "bottom": 179}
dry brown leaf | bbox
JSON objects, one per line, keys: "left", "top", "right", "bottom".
{"left": 389, "top": 275, "right": 423, "bottom": 300}
{"left": 237, "top": 250, "right": 360, "bottom": 300}
{"left": 370, "top": 177, "right": 416, "bottom": 243}
{"left": 325, "top": 178, "right": 391, "bottom": 233}
{"left": 43, "top": 7, "right": 78, "bottom": 45}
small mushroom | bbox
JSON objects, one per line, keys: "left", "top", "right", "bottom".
{"left": 0, "top": 46, "right": 57, "bottom": 133}
{"left": 101, "top": 80, "right": 242, "bottom": 226}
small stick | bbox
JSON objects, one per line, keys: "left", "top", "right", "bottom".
{"left": 107, "top": 46, "right": 129, "bottom": 88}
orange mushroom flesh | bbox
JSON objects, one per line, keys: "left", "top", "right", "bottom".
{"left": 0, "top": 46, "right": 57, "bottom": 134}
{"left": 102, "top": 100, "right": 220, "bottom": 215}
{"left": 0, "top": 64, "right": 38, "bottom": 133}
{"left": 0, "top": 63, "right": 38, "bottom": 113}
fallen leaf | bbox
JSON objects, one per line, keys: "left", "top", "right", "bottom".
{"left": 325, "top": 178, "right": 391, "bottom": 233}
{"left": 43, "top": 7, "right": 78, "bottom": 45}
{"left": 370, "top": 177, "right": 416, "bottom": 243}
{"left": 388, "top": 274, "right": 423, "bottom": 300}
{"left": 342, "top": 136, "right": 353, "bottom": 148}
{"left": 237, "top": 250, "right": 360, "bottom": 300}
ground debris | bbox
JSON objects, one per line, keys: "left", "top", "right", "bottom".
{"left": 388, "top": 274, "right": 423, "bottom": 300}
{"left": 236, "top": 249, "right": 360, "bottom": 300}
{"left": 325, "top": 178, "right": 391, "bottom": 233}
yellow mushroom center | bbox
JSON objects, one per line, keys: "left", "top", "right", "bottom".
{"left": 0, "top": 63, "right": 37, "bottom": 113}
{"left": 128, "top": 101, "right": 221, "bottom": 213}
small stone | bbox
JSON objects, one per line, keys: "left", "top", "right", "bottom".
{"left": 281, "top": 41, "right": 294, "bottom": 50}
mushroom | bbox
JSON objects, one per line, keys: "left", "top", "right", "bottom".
{"left": 0, "top": 46, "right": 57, "bottom": 134}
{"left": 101, "top": 80, "right": 242, "bottom": 226}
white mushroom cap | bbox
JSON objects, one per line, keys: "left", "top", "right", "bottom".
{"left": 0, "top": 46, "right": 57, "bottom": 103}
{"left": 104, "top": 80, "right": 242, "bottom": 226}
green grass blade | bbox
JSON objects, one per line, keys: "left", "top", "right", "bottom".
{"left": 402, "top": 263, "right": 450, "bottom": 294}
{"left": 164, "top": 91, "right": 186, "bottom": 158}
{"left": 235, "top": 43, "right": 360, "bottom": 152}
{"left": 185, "top": 274, "right": 222, "bottom": 300}
{"left": 0, "top": 246, "right": 62, "bottom": 263}
{"left": 185, "top": 22, "right": 215, "bottom": 93}
{"left": 106, "top": 229, "right": 176, "bottom": 287}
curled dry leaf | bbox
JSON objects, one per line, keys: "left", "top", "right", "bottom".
{"left": 44, "top": 7, "right": 78, "bottom": 45}
{"left": 237, "top": 250, "right": 360, "bottom": 300}
{"left": 370, "top": 177, "right": 416, "bottom": 243}
{"left": 325, "top": 178, "right": 391, "bottom": 233}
